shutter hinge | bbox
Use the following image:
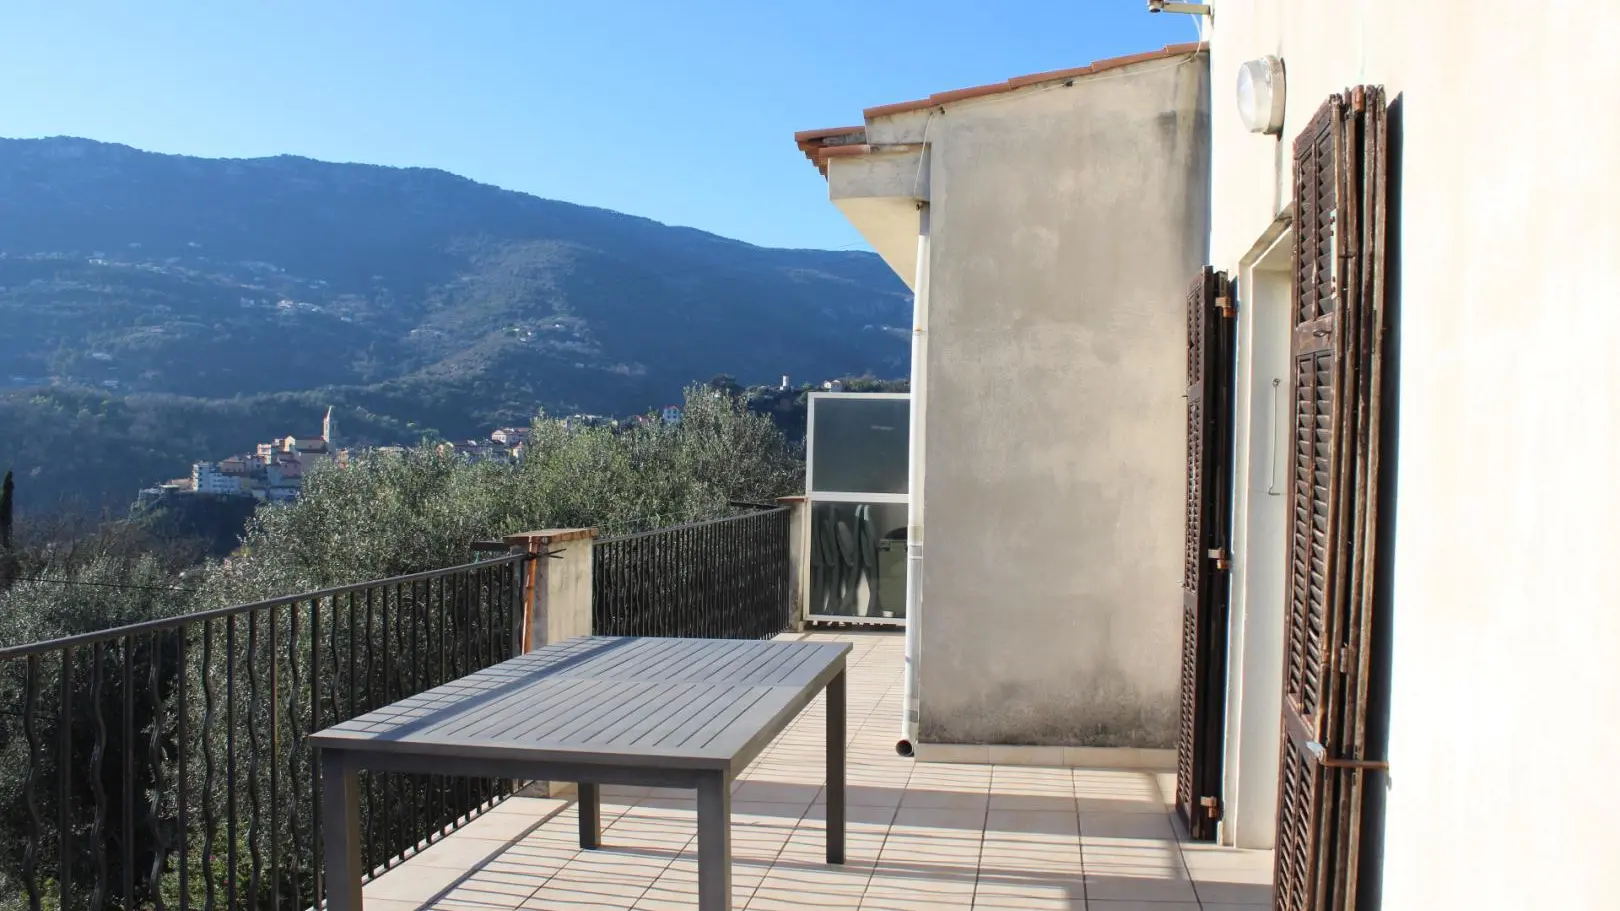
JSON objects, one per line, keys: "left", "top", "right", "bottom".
{"left": 1200, "top": 796, "right": 1222, "bottom": 820}
{"left": 1207, "top": 547, "right": 1230, "bottom": 571}
{"left": 1304, "top": 739, "right": 1389, "bottom": 771}
{"left": 1215, "top": 295, "right": 1237, "bottom": 319}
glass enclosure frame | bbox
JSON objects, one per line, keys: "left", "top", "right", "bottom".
{"left": 804, "top": 392, "right": 911, "bottom": 627}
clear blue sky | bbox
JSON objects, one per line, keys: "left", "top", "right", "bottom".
{"left": 2, "top": 1, "right": 1195, "bottom": 251}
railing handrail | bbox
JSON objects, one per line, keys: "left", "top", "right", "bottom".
{"left": 0, "top": 551, "right": 530, "bottom": 661}
{"left": 596, "top": 506, "right": 788, "bottom": 546}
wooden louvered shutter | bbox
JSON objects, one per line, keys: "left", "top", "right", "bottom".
{"left": 1273, "top": 85, "right": 1390, "bottom": 911}
{"left": 1176, "top": 266, "right": 1236, "bottom": 842}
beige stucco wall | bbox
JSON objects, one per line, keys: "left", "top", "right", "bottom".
{"left": 1208, "top": 1, "right": 1620, "bottom": 906}
{"left": 911, "top": 53, "right": 1211, "bottom": 748}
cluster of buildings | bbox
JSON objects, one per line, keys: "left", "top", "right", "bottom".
{"left": 429, "top": 425, "right": 533, "bottom": 464}
{"left": 136, "top": 401, "right": 694, "bottom": 507}
{"left": 140, "top": 409, "right": 543, "bottom": 503}
{"left": 140, "top": 407, "right": 347, "bottom": 504}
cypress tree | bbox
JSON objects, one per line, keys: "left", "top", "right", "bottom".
{"left": 0, "top": 469, "right": 13, "bottom": 551}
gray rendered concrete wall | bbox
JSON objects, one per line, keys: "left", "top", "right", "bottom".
{"left": 504, "top": 528, "right": 596, "bottom": 799}
{"left": 915, "top": 54, "right": 1210, "bottom": 748}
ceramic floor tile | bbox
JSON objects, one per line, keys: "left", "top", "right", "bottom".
{"left": 1193, "top": 880, "right": 1275, "bottom": 905}
{"left": 986, "top": 809, "right": 1080, "bottom": 837}
{"left": 989, "top": 793, "right": 1079, "bottom": 813}
{"left": 970, "top": 885, "right": 1083, "bottom": 911}
{"left": 359, "top": 901, "right": 428, "bottom": 911}
{"left": 750, "top": 884, "right": 866, "bottom": 909}
{"left": 1180, "top": 848, "right": 1274, "bottom": 873}
{"left": 1075, "top": 894, "right": 1205, "bottom": 901}
{"left": 900, "top": 787, "right": 991, "bottom": 810}
{"left": 1081, "top": 874, "right": 1199, "bottom": 904}
{"left": 861, "top": 888, "right": 972, "bottom": 901}
{"left": 365, "top": 861, "right": 470, "bottom": 900}
{"left": 892, "top": 806, "right": 987, "bottom": 830}
{"left": 1078, "top": 811, "right": 1177, "bottom": 841}
{"left": 442, "top": 872, "right": 549, "bottom": 899}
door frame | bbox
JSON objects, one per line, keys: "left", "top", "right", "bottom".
{"left": 1219, "top": 221, "right": 1295, "bottom": 849}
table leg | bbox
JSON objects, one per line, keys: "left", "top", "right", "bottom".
{"left": 579, "top": 782, "right": 601, "bottom": 849}
{"left": 320, "top": 750, "right": 363, "bottom": 911}
{"left": 697, "top": 771, "right": 733, "bottom": 911}
{"left": 826, "top": 667, "right": 846, "bottom": 865}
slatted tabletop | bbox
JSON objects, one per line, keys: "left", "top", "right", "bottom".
{"left": 316, "top": 635, "right": 849, "bottom": 911}
{"left": 311, "top": 636, "right": 849, "bottom": 770}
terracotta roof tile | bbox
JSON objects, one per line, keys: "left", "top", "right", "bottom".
{"left": 863, "top": 42, "right": 1204, "bottom": 119}
{"left": 794, "top": 127, "right": 868, "bottom": 176}
{"left": 793, "top": 42, "right": 1205, "bottom": 178}
{"left": 793, "top": 125, "right": 865, "bottom": 142}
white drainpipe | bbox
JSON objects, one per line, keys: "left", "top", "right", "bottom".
{"left": 898, "top": 201, "right": 930, "bottom": 757}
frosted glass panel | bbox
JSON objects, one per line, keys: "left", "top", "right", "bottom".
{"left": 808, "top": 501, "right": 908, "bottom": 619}
{"left": 809, "top": 395, "right": 909, "bottom": 495}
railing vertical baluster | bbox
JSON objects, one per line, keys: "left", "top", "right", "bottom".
{"left": 201, "top": 620, "right": 216, "bottom": 911}
{"left": 694, "top": 524, "right": 704, "bottom": 636}
{"left": 466, "top": 568, "right": 480, "bottom": 809}
{"left": 435, "top": 575, "right": 446, "bottom": 835}
{"left": 347, "top": 590, "right": 358, "bottom": 722}
{"left": 177, "top": 629, "right": 189, "bottom": 911}
{"left": 226, "top": 614, "right": 239, "bottom": 911}
{"left": 457, "top": 569, "right": 470, "bottom": 815}
{"left": 385, "top": 582, "right": 399, "bottom": 869}
{"left": 326, "top": 591, "right": 344, "bottom": 864}
{"left": 311, "top": 595, "right": 324, "bottom": 909}
{"left": 328, "top": 593, "right": 342, "bottom": 724}
{"left": 489, "top": 565, "right": 499, "bottom": 804}
{"left": 363, "top": 586, "right": 375, "bottom": 872}
{"left": 410, "top": 579, "right": 422, "bottom": 854}
{"left": 665, "top": 529, "right": 675, "bottom": 636}
{"left": 269, "top": 605, "right": 280, "bottom": 911}
{"left": 378, "top": 585, "right": 389, "bottom": 869}
{"left": 248, "top": 610, "right": 263, "bottom": 910}
{"left": 91, "top": 638, "right": 114, "bottom": 907}
{"left": 22, "top": 654, "right": 41, "bottom": 911}
{"left": 82, "top": 642, "right": 107, "bottom": 908}
{"left": 285, "top": 601, "right": 301, "bottom": 911}
{"left": 122, "top": 634, "right": 135, "bottom": 911}
{"left": 59, "top": 647, "right": 72, "bottom": 911}
{"left": 436, "top": 575, "right": 446, "bottom": 687}
{"left": 150, "top": 630, "right": 168, "bottom": 911}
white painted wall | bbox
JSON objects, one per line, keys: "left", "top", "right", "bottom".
{"left": 1208, "top": 1, "right": 1620, "bottom": 905}
{"left": 907, "top": 53, "right": 1211, "bottom": 748}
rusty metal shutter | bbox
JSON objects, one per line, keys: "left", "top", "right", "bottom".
{"left": 1176, "top": 266, "right": 1236, "bottom": 842}
{"left": 1273, "top": 85, "right": 1390, "bottom": 911}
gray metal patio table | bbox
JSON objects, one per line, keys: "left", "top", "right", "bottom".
{"left": 311, "top": 635, "right": 851, "bottom": 911}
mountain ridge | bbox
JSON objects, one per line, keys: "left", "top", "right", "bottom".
{"left": 0, "top": 136, "right": 910, "bottom": 511}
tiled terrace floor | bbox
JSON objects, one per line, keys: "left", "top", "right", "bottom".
{"left": 363, "top": 632, "right": 1273, "bottom": 910}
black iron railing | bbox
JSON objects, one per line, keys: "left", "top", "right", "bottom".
{"left": 592, "top": 507, "right": 792, "bottom": 639}
{"left": 0, "top": 555, "right": 529, "bottom": 911}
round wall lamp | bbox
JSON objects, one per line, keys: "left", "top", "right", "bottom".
{"left": 1236, "top": 56, "right": 1286, "bottom": 135}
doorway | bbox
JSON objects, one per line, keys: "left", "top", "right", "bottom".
{"left": 1218, "top": 226, "right": 1292, "bottom": 849}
